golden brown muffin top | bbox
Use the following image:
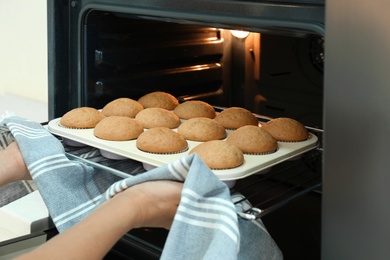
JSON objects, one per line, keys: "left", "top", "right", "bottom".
{"left": 138, "top": 91, "right": 179, "bottom": 110}
{"left": 214, "top": 107, "right": 258, "bottom": 130}
{"left": 261, "top": 117, "right": 309, "bottom": 142}
{"left": 94, "top": 116, "right": 144, "bottom": 141}
{"left": 173, "top": 100, "right": 216, "bottom": 119}
{"left": 189, "top": 140, "right": 244, "bottom": 169}
{"left": 60, "top": 107, "right": 105, "bottom": 129}
{"left": 178, "top": 117, "right": 226, "bottom": 142}
{"left": 101, "top": 98, "right": 143, "bottom": 118}
{"left": 136, "top": 127, "right": 188, "bottom": 154}
{"left": 226, "top": 125, "right": 277, "bottom": 154}
{"left": 135, "top": 107, "right": 181, "bottom": 129}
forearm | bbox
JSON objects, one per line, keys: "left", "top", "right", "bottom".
{"left": 16, "top": 191, "right": 138, "bottom": 260}
{"left": 15, "top": 181, "right": 181, "bottom": 259}
{"left": 0, "top": 142, "right": 30, "bottom": 186}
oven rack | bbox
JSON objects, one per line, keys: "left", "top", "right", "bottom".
{"left": 62, "top": 139, "right": 322, "bottom": 221}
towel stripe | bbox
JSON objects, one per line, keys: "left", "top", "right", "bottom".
{"left": 178, "top": 156, "right": 190, "bottom": 172}
{"left": 174, "top": 214, "right": 239, "bottom": 244}
{"left": 168, "top": 157, "right": 190, "bottom": 181}
{"left": 7, "top": 122, "right": 47, "bottom": 133}
{"left": 178, "top": 200, "right": 237, "bottom": 223}
{"left": 7, "top": 123, "right": 51, "bottom": 138}
{"left": 180, "top": 196, "right": 237, "bottom": 220}
{"left": 168, "top": 164, "right": 184, "bottom": 181}
{"left": 177, "top": 203, "right": 239, "bottom": 235}
{"left": 110, "top": 181, "right": 129, "bottom": 197}
{"left": 30, "top": 162, "right": 77, "bottom": 179}
{"left": 28, "top": 154, "right": 65, "bottom": 169}
{"left": 53, "top": 195, "right": 102, "bottom": 224}
{"left": 182, "top": 189, "right": 236, "bottom": 214}
{"left": 178, "top": 188, "right": 239, "bottom": 243}
{"left": 29, "top": 156, "right": 70, "bottom": 174}
{"left": 10, "top": 131, "right": 50, "bottom": 139}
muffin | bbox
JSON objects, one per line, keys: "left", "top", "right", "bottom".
{"left": 173, "top": 100, "right": 216, "bottom": 119}
{"left": 260, "top": 117, "right": 309, "bottom": 142}
{"left": 135, "top": 107, "right": 181, "bottom": 129}
{"left": 60, "top": 107, "right": 105, "bottom": 129}
{"left": 226, "top": 125, "right": 278, "bottom": 154}
{"left": 178, "top": 117, "right": 226, "bottom": 142}
{"left": 136, "top": 127, "right": 188, "bottom": 154}
{"left": 189, "top": 140, "right": 244, "bottom": 169}
{"left": 214, "top": 107, "right": 258, "bottom": 130}
{"left": 101, "top": 98, "right": 143, "bottom": 118}
{"left": 94, "top": 116, "right": 144, "bottom": 141}
{"left": 138, "top": 91, "right": 179, "bottom": 110}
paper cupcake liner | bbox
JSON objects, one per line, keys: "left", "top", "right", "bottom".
{"left": 209, "top": 161, "right": 244, "bottom": 170}
{"left": 277, "top": 138, "right": 309, "bottom": 143}
{"left": 94, "top": 135, "right": 139, "bottom": 142}
{"left": 58, "top": 122, "right": 94, "bottom": 130}
{"left": 183, "top": 136, "right": 226, "bottom": 142}
{"left": 277, "top": 133, "right": 312, "bottom": 143}
{"left": 136, "top": 146, "right": 189, "bottom": 155}
{"left": 243, "top": 147, "right": 278, "bottom": 155}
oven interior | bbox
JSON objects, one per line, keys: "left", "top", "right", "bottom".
{"left": 80, "top": 10, "right": 324, "bottom": 129}
{"left": 49, "top": 5, "right": 324, "bottom": 260}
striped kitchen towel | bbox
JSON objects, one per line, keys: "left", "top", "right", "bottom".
{"left": 2, "top": 117, "right": 122, "bottom": 229}
{"left": 0, "top": 124, "right": 37, "bottom": 207}
{"left": 3, "top": 116, "right": 282, "bottom": 260}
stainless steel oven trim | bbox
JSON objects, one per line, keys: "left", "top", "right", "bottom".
{"left": 77, "top": 1, "right": 325, "bottom": 35}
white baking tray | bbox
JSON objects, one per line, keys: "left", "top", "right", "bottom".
{"left": 48, "top": 118, "right": 318, "bottom": 181}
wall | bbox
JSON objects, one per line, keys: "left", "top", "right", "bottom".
{"left": 0, "top": 0, "right": 48, "bottom": 121}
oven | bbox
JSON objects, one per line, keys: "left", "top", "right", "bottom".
{"left": 48, "top": 0, "right": 324, "bottom": 259}
{"left": 3, "top": 0, "right": 389, "bottom": 259}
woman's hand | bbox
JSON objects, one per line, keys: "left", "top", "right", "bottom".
{"left": 118, "top": 180, "right": 183, "bottom": 229}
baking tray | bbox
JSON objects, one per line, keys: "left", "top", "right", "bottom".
{"left": 48, "top": 118, "right": 318, "bottom": 181}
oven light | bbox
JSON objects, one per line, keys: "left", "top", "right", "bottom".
{"left": 230, "top": 30, "right": 250, "bottom": 39}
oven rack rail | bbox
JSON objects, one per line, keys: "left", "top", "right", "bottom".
{"left": 233, "top": 147, "right": 322, "bottom": 220}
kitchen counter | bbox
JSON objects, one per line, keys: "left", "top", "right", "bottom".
{"left": 0, "top": 94, "right": 48, "bottom": 123}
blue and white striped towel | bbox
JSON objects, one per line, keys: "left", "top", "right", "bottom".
{"left": 3, "top": 116, "right": 282, "bottom": 260}
{"left": 0, "top": 125, "right": 37, "bottom": 207}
